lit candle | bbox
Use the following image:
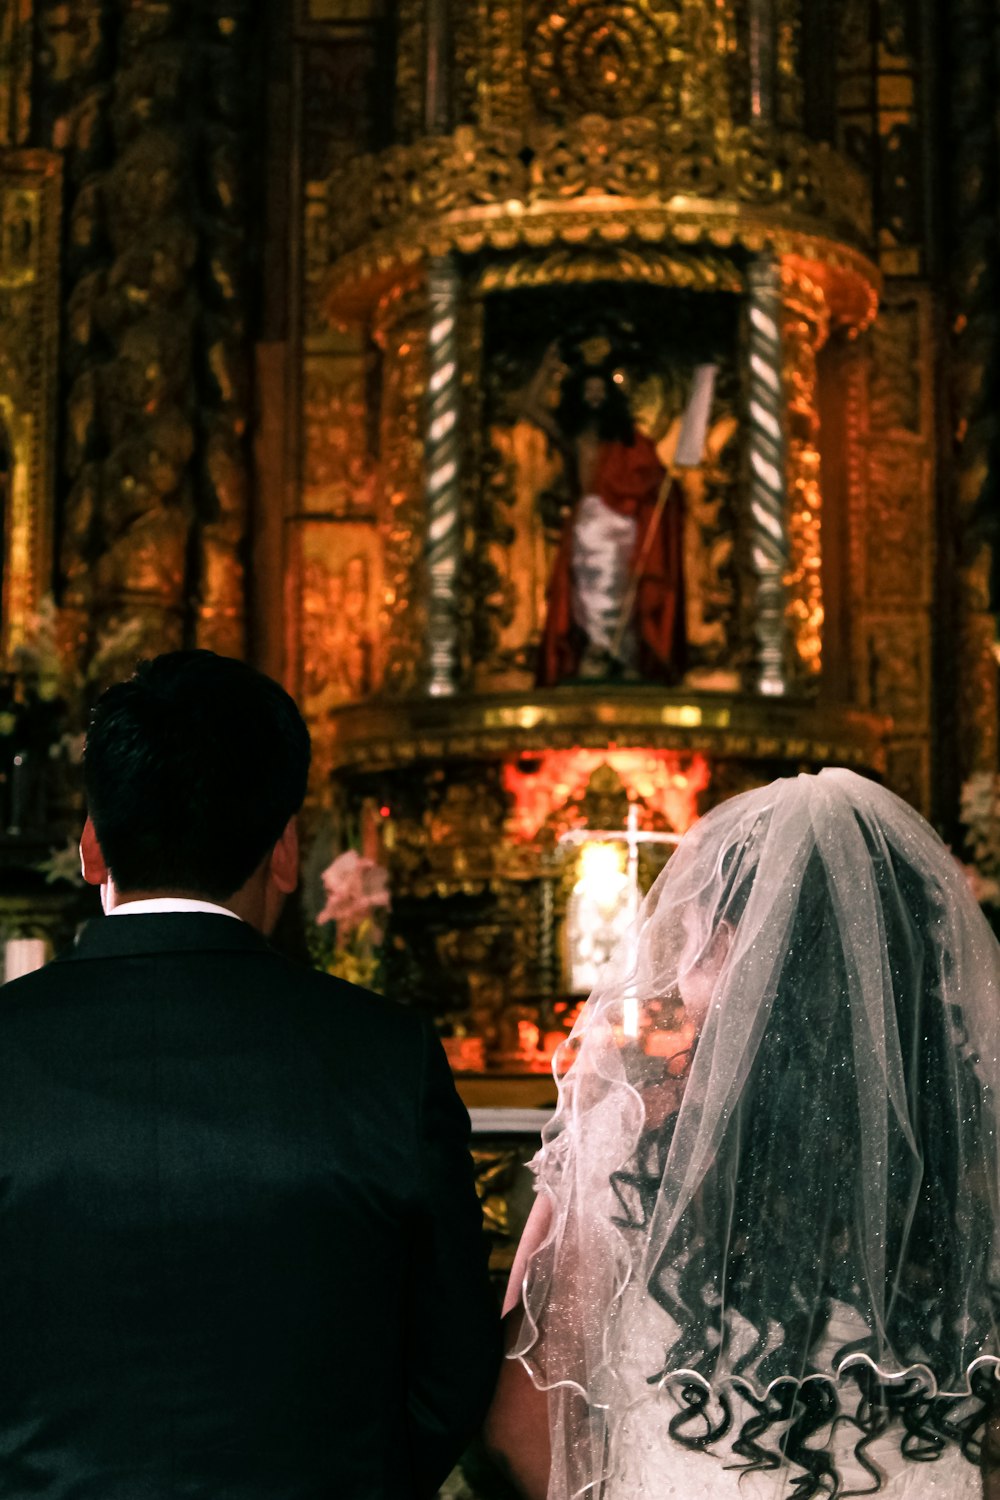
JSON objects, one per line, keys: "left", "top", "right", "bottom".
{"left": 623, "top": 987, "right": 639, "bottom": 1040}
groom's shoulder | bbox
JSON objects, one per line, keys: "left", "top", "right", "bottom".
{"left": 261, "top": 948, "right": 432, "bottom": 1053}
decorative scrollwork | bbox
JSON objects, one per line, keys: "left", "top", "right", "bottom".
{"left": 324, "top": 117, "right": 876, "bottom": 321}
{"left": 527, "top": 0, "right": 686, "bottom": 120}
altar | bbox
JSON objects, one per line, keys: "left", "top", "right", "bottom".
{"left": 297, "top": 0, "right": 899, "bottom": 1194}
{"left": 0, "top": 1, "right": 998, "bottom": 1495}
{"left": 1, "top": 0, "right": 995, "bottom": 987}
{"left": 273, "top": 32, "right": 1000, "bottom": 1481}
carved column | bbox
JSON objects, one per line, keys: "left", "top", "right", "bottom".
{"left": 374, "top": 280, "right": 428, "bottom": 696}
{"left": 424, "top": 256, "right": 463, "bottom": 697}
{"left": 193, "top": 0, "right": 256, "bottom": 660}
{"left": 86, "top": 0, "right": 196, "bottom": 682}
{"left": 34, "top": 0, "right": 115, "bottom": 674}
{"left": 746, "top": 256, "right": 789, "bottom": 697}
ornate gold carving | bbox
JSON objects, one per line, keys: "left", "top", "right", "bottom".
{"left": 449, "top": 0, "right": 480, "bottom": 127}
{"left": 478, "top": 412, "right": 560, "bottom": 690}
{"left": 781, "top": 273, "right": 827, "bottom": 683}
{"left": 302, "top": 343, "right": 376, "bottom": 516}
{"left": 197, "top": 429, "right": 247, "bottom": 660}
{"left": 476, "top": 0, "right": 527, "bottom": 133}
{"left": 457, "top": 284, "right": 486, "bottom": 682}
{"left": 477, "top": 246, "right": 744, "bottom": 293}
{"left": 373, "top": 280, "right": 428, "bottom": 694}
{"left": 298, "top": 520, "right": 384, "bottom": 709}
{"left": 870, "top": 297, "right": 922, "bottom": 436}
{"left": 524, "top": 0, "right": 728, "bottom": 124}
{"left": 329, "top": 119, "right": 872, "bottom": 248}
{"left": 0, "top": 0, "right": 33, "bottom": 148}
{"left": 49, "top": 0, "right": 262, "bottom": 679}
{"left": 775, "top": 0, "right": 803, "bottom": 130}
{"left": 326, "top": 688, "right": 889, "bottom": 776}
{"left": 955, "top": 608, "right": 999, "bottom": 778}
{"left": 843, "top": 339, "right": 867, "bottom": 612}
{"left": 0, "top": 151, "right": 61, "bottom": 663}
{"left": 323, "top": 119, "right": 877, "bottom": 322}
{"left": 863, "top": 443, "right": 931, "bottom": 605}
{"left": 856, "top": 613, "right": 930, "bottom": 735}
{"left": 195, "top": 0, "right": 256, "bottom": 660}
{"left": 87, "top": 32, "right": 195, "bottom": 676}
{"left": 884, "top": 740, "right": 931, "bottom": 820}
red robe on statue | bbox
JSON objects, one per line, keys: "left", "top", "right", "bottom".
{"left": 538, "top": 433, "right": 686, "bottom": 687}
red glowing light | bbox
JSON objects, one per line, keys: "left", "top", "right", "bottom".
{"left": 502, "top": 748, "right": 710, "bottom": 843}
{"left": 379, "top": 805, "right": 391, "bottom": 818}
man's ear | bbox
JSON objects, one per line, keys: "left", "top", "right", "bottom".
{"left": 80, "top": 816, "right": 109, "bottom": 887}
{"left": 269, "top": 816, "right": 299, "bottom": 896}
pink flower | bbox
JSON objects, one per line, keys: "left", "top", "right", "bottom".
{"left": 317, "top": 850, "right": 391, "bottom": 943}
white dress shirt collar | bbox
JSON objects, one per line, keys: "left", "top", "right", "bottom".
{"left": 108, "top": 897, "right": 242, "bottom": 922}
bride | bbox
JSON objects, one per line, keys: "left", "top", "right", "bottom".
{"left": 486, "top": 769, "right": 1000, "bottom": 1498}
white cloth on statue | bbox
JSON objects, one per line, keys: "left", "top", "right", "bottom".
{"left": 570, "top": 493, "right": 637, "bottom": 664}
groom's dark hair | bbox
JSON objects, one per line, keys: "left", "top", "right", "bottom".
{"left": 84, "top": 650, "right": 311, "bottom": 899}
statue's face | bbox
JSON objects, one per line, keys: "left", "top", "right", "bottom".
{"left": 583, "top": 374, "right": 608, "bottom": 411}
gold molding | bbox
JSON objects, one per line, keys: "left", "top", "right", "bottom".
{"left": 476, "top": 246, "right": 745, "bottom": 294}
{"left": 326, "top": 687, "right": 889, "bottom": 775}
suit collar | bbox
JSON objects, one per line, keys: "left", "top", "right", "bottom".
{"left": 64, "top": 913, "right": 273, "bottom": 962}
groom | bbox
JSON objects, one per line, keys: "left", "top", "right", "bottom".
{"left": 0, "top": 650, "right": 499, "bottom": 1499}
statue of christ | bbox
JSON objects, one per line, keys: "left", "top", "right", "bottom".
{"left": 519, "top": 341, "right": 686, "bottom": 687}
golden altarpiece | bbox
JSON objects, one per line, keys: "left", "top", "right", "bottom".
{"left": 1, "top": 3, "right": 999, "bottom": 1486}
{"left": 284, "top": 0, "right": 997, "bottom": 1078}
{"left": 281, "top": 4, "right": 998, "bottom": 1413}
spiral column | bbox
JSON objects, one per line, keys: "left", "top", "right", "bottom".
{"left": 747, "top": 256, "right": 789, "bottom": 697}
{"left": 424, "top": 254, "right": 462, "bottom": 697}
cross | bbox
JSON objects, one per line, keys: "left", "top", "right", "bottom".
{"left": 559, "top": 804, "right": 681, "bottom": 1037}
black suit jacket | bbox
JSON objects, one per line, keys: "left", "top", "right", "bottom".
{"left": 0, "top": 914, "right": 500, "bottom": 1499}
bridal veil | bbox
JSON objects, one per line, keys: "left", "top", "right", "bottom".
{"left": 512, "top": 768, "right": 1000, "bottom": 1498}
